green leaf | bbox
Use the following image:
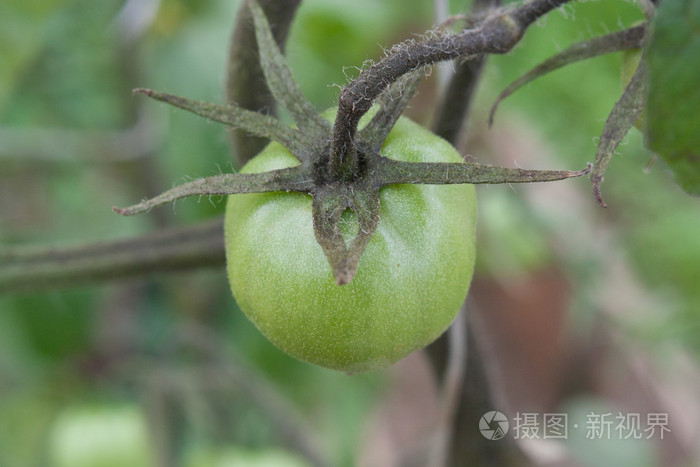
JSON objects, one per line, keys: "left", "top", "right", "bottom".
{"left": 488, "top": 25, "right": 646, "bottom": 127}
{"left": 645, "top": 0, "right": 700, "bottom": 195}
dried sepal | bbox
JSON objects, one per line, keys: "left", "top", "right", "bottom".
{"left": 248, "top": 0, "right": 329, "bottom": 139}
{"left": 133, "top": 88, "right": 311, "bottom": 159}
{"left": 311, "top": 187, "right": 380, "bottom": 285}
{"left": 377, "top": 157, "right": 591, "bottom": 185}
{"left": 591, "top": 64, "right": 647, "bottom": 207}
{"left": 488, "top": 25, "right": 646, "bottom": 127}
{"left": 114, "top": 166, "right": 314, "bottom": 216}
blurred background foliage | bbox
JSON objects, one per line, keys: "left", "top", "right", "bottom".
{"left": 0, "top": 0, "right": 698, "bottom": 466}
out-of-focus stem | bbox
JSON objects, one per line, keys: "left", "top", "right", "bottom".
{"left": 433, "top": 0, "right": 501, "bottom": 144}
{"left": 226, "top": 0, "right": 302, "bottom": 167}
{"left": 0, "top": 219, "right": 225, "bottom": 294}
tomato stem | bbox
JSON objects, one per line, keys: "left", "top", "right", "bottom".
{"left": 330, "top": 0, "right": 575, "bottom": 171}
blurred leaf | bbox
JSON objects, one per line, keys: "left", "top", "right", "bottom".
{"left": 4, "top": 291, "right": 96, "bottom": 362}
{"left": 0, "top": 0, "right": 128, "bottom": 128}
{"left": 645, "top": 0, "right": 700, "bottom": 195}
{"left": 0, "top": 0, "right": 75, "bottom": 110}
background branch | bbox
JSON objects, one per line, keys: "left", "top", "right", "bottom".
{"left": 0, "top": 219, "right": 225, "bottom": 294}
{"left": 226, "top": 0, "right": 302, "bottom": 167}
{"left": 426, "top": 2, "right": 526, "bottom": 465}
{"left": 432, "top": 0, "right": 502, "bottom": 144}
{"left": 427, "top": 307, "right": 467, "bottom": 467}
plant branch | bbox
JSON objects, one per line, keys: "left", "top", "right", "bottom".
{"left": 113, "top": 166, "right": 314, "bottom": 216}
{"left": 0, "top": 220, "right": 225, "bottom": 294}
{"left": 489, "top": 24, "right": 646, "bottom": 126}
{"left": 226, "top": 0, "right": 302, "bottom": 166}
{"left": 378, "top": 158, "right": 591, "bottom": 185}
{"left": 0, "top": 110, "right": 159, "bottom": 162}
{"left": 331, "top": 0, "right": 575, "bottom": 177}
{"left": 433, "top": 55, "right": 487, "bottom": 143}
{"left": 432, "top": 0, "right": 502, "bottom": 144}
{"left": 428, "top": 307, "right": 467, "bottom": 467}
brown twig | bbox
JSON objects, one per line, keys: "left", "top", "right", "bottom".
{"left": 226, "top": 0, "right": 302, "bottom": 166}
{"left": 0, "top": 219, "right": 225, "bottom": 294}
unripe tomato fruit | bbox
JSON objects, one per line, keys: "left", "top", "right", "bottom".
{"left": 48, "top": 404, "right": 151, "bottom": 467}
{"left": 225, "top": 111, "right": 476, "bottom": 373}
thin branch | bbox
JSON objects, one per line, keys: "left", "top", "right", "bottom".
{"left": 248, "top": 0, "right": 329, "bottom": 139}
{"left": 134, "top": 88, "right": 310, "bottom": 159}
{"left": 226, "top": 0, "right": 302, "bottom": 166}
{"left": 144, "top": 376, "right": 187, "bottom": 467}
{"left": 427, "top": 307, "right": 467, "bottom": 467}
{"left": 433, "top": 0, "right": 502, "bottom": 144}
{"left": 489, "top": 25, "right": 646, "bottom": 126}
{"left": 113, "top": 166, "right": 313, "bottom": 216}
{"left": 0, "top": 220, "right": 225, "bottom": 294}
{"left": 330, "top": 0, "right": 575, "bottom": 177}
{"left": 433, "top": 56, "right": 486, "bottom": 144}
{"left": 0, "top": 110, "right": 159, "bottom": 162}
{"left": 378, "top": 158, "right": 591, "bottom": 185}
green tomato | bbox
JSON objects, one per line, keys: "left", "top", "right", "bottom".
{"left": 48, "top": 404, "right": 152, "bottom": 467}
{"left": 225, "top": 111, "right": 476, "bottom": 373}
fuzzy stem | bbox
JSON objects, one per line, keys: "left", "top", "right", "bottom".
{"left": 330, "top": 0, "right": 575, "bottom": 180}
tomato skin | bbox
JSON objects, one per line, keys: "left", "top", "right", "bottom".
{"left": 225, "top": 111, "right": 476, "bottom": 373}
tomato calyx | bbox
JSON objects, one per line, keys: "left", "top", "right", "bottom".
{"left": 114, "top": 0, "right": 591, "bottom": 284}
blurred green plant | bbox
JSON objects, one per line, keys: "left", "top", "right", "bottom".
{"left": 1, "top": 1, "right": 699, "bottom": 466}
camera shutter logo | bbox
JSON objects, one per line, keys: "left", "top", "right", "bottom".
{"left": 480, "top": 411, "right": 509, "bottom": 440}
